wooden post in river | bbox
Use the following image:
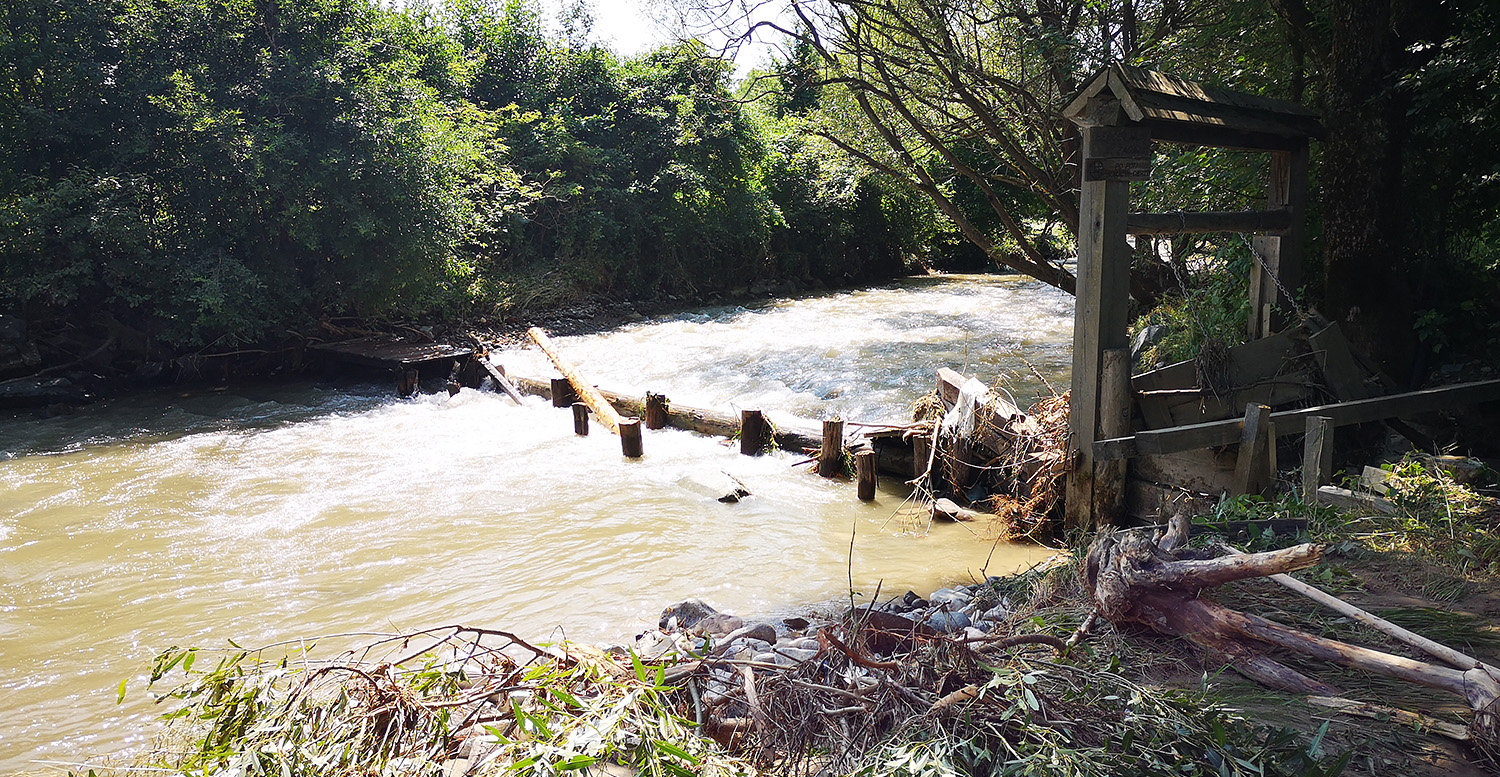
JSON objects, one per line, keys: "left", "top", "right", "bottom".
{"left": 741, "top": 410, "right": 766, "bottom": 456}
{"left": 551, "top": 378, "right": 575, "bottom": 408}
{"left": 645, "top": 393, "right": 669, "bottom": 430}
{"left": 620, "top": 419, "right": 643, "bottom": 458}
{"left": 856, "top": 450, "right": 877, "bottom": 501}
{"left": 572, "top": 403, "right": 590, "bottom": 436}
{"left": 819, "top": 419, "right": 845, "bottom": 478}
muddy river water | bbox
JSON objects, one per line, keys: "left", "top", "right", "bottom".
{"left": 0, "top": 274, "right": 1073, "bottom": 770}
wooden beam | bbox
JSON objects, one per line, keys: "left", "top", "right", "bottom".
{"left": 1066, "top": 124, "right": 1133, "bottom": 530}
{"left": 1093, "top": 348, "right": 1132, "bottom": 526}
{"left": 1094, "top": 378, "right": 1500, "bottom": 461}
{"left": 1125, "top": 209, "right": 1292, "bottom": 235}
{"left": 529, "top": 327, "right": 624, "bottom": 435}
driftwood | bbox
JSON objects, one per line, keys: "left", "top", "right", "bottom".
{"left": 527, "top": 327, "right": 625, "bottom": 435}
{"left": 1085, "top": 515, "right": 1500, "bottom": 753}
{"left": 476, "top": 358, "right": 524, "bottom": 405}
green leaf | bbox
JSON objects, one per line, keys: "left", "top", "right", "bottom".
{"left": 652, "top": 739, "right": 700, "bottom": 764}
{"left": 116, "top": 678, "right": 128, "bottom": 705}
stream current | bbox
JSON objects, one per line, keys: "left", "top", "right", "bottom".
{"left": 0, "top": 274, "right": 1073, "bottom": 770}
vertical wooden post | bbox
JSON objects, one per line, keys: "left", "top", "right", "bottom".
{"left": 620, "top": 418, "right": 643, "bottom": 458}
{"left": 856, "top": 450, "right": 877, "bottom": 501}
{"left": 740, "top": 410, "right": 766, "bottom": 456}
{"left": 1092, "top": 348, "right": 1132, "bottom": 527}
{"left": 550, "top": 377, "right": 575, "bottom": 408}
{"left": 1248, "top": 142, "right": 1308, "bottom": 340}
{"left": 819, "top": 419, "right": 845, "bottom": 478}
{"left": 1065, "top": 122, "right": 1135, "bottom": 531}
{"left": 1302, "top": 415, "right": 1334, "bottom": 502}
{"left": 572, "top": 402, "right": 590, "bottom": 436}
{"left": 397, "top": 368, "right": 420, "bottom": 397}
{"left": 1232, "top": 403, "right": 1273, "bottom": 496}
{"left": 644, "top": 392, "right": 669, "bottom": 430}
{"left": 912, "top": 434, "right": 931, "bottom": 480}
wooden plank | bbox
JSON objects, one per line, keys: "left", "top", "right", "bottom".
{"left": 310, "top": 336, "right": 472, "bottom": 369}
{"left": 1301, "top": 416, "right": 1332, "bottom": 502}
{"left": 478, "top": 359, "right": 524, "bottom": 405}
{"left": 1097, "top": 378, "right": 1500, "bottom": 461}
{"left": 1113, "top": 65, "right": 1321, "bottom": 123}
{"left": 1316, "top": 486, "right": 1396, "bottom": 515}
{"left": 1125, "top": 209, "right": 1292, "bottom": 235}
{"left": 1309, "top": 322, "right": 1376, "bottom": 400}
{"left": 1143, "top": 120, "right": 1308, "bottom": 152}
{"left": 1124, "top": 477, "right": 1218, "bottom": 521}
{"left": 1085, "top": 158, "right": 1153, "bottom": 181}
{"left": 1134, "top": 449, "right": 1238, "bottom": 495}
{"left": 1159, "top": 369, "right": 1315, "bottom": 427}
{"left": 1133, "top": 327, "right": 1301, "bottom": 394}
{"left": 1232, "top": 403, "right": 1272, "bottom": 495}
{"left": 1085, "top": 126, "right": 1152, "bottom": 158}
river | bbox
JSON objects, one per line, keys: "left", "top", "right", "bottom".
{"left": 0, "top": 274, "right": 1073, "bottom": 771}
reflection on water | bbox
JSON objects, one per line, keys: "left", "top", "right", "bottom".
{"left": 0, "top": 274, "right": 1072, "bottom": 770}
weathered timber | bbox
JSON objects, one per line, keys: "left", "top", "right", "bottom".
{"left": 1125, "top": 209, "right": 1292, "bottom": 235}
{"left": 819, "top": 419, "right": 846, "bottom": 478}
{"left": 477, "top": 359, "right": 524, "bottom": 405}
{"left": 1306, "top": 697, "right": 1470, "bottom": 741}
{"left": 504, "top": 372, "right": 822, "bottom": 452}
{"left": 1133, "top": 449, "right": 1238, "bottom": 495}
{"left": 644, "top": 393, "right": 669, "bottom": 430}
{"left": 572, "top": 402, "right": 590, "bottom": 436}
{"left": 310, "top": 336, "right": 472, "bottom": 370}
{"left": 1315, "top": 485, "right": 1396, "bottom": 515}
{"left": 1248, "top": 144, "right": 1308, "bottom": 338}
{"left": 1095, "top": 378, "right": 1500, "bottom": 461}
{"left": 934, "top": 368, "right": 1039, "bottom": 453}
{"left": 1093, "top": 348, "right": 1131, "bottom": 527}
{"left": 529, "top": 327, "right": 623, "bottom": 435}
{"left": 912, "top": 434, "right": 931, "bottom": 481}
{"left": 620, "top": 418, "right": 643, "bottom": 458}
{"left": 856, "top": 450, "right": 877, "bottom": 501}
{"left": 1231, "top": 403, "right": 1272, "bottom": 496}
{"left": 1301, "top": 416, "right": 1333, "bottom": 502}
{"left": 741, "top": 410, "right": 767, "bottom": 456}
{"left": 1308, "top": 322, "right": 1375, "bottom": 401}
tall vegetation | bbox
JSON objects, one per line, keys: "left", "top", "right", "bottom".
{"left": 0, "top": 0, "right": 931, "bottom": 364}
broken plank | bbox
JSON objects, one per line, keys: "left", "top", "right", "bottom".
{"left": 1315, "top": 485, "right": 1397, "bottom": 515}
{"left": 310, "top": 336, "right": 472, "bottom": 370}
{"left": 478, "top": 358, "right": 524, "bottom": 405}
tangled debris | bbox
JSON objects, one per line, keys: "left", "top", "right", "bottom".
{"left": 128, "top": 568, "right": 1354, "bottom": 777}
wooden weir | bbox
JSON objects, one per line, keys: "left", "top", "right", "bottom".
{"left": 1062, "top": 64, "right": 1500, "bottom": 528}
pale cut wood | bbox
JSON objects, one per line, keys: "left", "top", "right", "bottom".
{"left": 1301, "top": 416, "right": 1332, "bottom": 502}
{"left": 932, "top": 498, "right": 986, "bottom": 522}
{"left": 1134, "top": 543, "right": 1321, "bottom": 589}
{"left": 529, "top": 327, "right": 624, "bottom": 435}
{"left": 478, "top": 359, "right": 524, "bottom": 405}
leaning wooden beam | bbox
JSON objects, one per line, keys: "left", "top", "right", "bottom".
{"left": 500, "top": 371, "right": 823, "bottom": 453}
{"left": 1125, "top": 209, "right": 1292, "bottom": 235}
{"left": 1095, "top": 378, "right": 1500, "bottom": 461}
{"left": 476, "top": 359, "right": 524, "bottom": 405}
{"left": 527, "top": 327, "right": 624, "bottom": 435}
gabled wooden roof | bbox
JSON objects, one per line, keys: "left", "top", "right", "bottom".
{"left": 1064, "top": 64, "right": 1324, "bottom": 149}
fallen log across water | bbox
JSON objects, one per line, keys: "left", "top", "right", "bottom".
{"left": 1085, "top": 515, "right": 1500, "bottom": 755}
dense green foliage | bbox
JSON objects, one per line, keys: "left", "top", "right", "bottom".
{"left": 0, "top": 0, "right": 931, "bottom": 356}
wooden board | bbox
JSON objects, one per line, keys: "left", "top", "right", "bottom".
{"left": 310, "top": 337, "right": 472, "bottom": 369}
{"left": 1133, "top": 327, "right": 1309, "bottom": 429}
{"left": 1133, "top": 449, "right": 1238, "bottom": 496}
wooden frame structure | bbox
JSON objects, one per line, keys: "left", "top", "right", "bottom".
{"left": 1062, "top": 65, "right": 1323, "bottom": 529}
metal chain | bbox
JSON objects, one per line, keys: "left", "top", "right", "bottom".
{"left": 1240, "top": 233, "right": 1307, "bottom": 320}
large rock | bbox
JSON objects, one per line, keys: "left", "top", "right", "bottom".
{"left": 659, "top": 599, "right": 741, "bottom": 634}
{"left": 676, "top": 470, "right": 751, "bottom": 503}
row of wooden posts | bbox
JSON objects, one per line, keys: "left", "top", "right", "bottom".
{"left": 552, "top": 378, "right": 879, "bottom": 501}
{"left": 522, "top": 326, "right": 880, "bottom": 502}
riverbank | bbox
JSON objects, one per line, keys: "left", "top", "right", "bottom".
{"left": 0, "top": 273, "right": 927, "bottom": 412}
